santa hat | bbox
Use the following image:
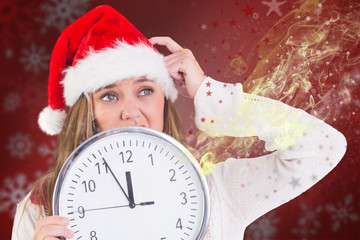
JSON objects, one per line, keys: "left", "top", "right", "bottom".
{"left": 38, "top": 5, "right": 177, "bottom": 135}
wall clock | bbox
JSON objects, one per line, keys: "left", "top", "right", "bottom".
{"left": 53, "top": 127, "right": 210, "bottom": 239}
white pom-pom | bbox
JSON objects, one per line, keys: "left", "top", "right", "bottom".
{"left": 38, "top": 106, "right": 66, "bottom": 135}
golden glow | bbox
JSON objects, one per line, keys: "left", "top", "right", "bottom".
{"left": 198, "top": 0, "right": 359, "bottom": 175}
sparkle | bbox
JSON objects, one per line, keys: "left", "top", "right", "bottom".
{"left": 289, "top": 177, "right": 301, "bottom": 189}
{"left": 242, "top": 4, "right": 255, "bottom": 16}
{"left": 310, "top": 174, "right": 318, "bottom": 181}
{"left": 262, "top": 0, "right": 287, "bottom": 17}
{"left": 229, "top": 19, "right": 237, "bottom": 26}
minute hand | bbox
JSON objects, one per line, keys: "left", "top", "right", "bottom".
{"left": 126, "top": 171, "right": 136, "bottom": 208}
{"left": 102, "top": 157, "right": 131, "bottom": 204}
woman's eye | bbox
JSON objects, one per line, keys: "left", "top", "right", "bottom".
{"left": 101, "top": 93, "right": 118, "bottom": 101}
{"left": 139, "top": 88, "right": 153, "bottom": 96}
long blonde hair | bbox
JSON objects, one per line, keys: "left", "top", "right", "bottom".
{"left": 31, "top": 95, "right": 183, "bottom": 215}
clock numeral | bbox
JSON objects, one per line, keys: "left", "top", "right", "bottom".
{"left": 119, "top": 150, "right": 133, "bottom": 163}
{"left": 176, "top": 218, "right": 183, "bottom": 230}
{"left": 82, "top": 180, "right": 96, "bottom": 193}
{"left": 180, "top": 192, "right": 187, "bottom": 205}
{"left": 90, "top": 230, "right": 98, "bottom": 240}
{"left": 148, "top": 153, "right": 154, "bottom": 166}
{"left": 95, "top": 162, "right": 109, "bottom": 175}
{"left": 169, "top": 169, "right": 176, "bottom": 182}
{"left": 78, "top": 206, "right": 85, "bottom": 218}
{"left": 160, "top": 238, "right": 166, "bottom": 240}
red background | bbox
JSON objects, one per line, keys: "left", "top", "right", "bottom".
{"left": 1, "top": 0, "right": 359, "bottom": 239}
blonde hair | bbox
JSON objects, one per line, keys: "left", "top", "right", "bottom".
{"left": 31, "top": 95, "right": 184, "bottom": 215}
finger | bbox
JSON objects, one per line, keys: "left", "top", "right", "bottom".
{"left": 37, "top": 216, "right": 69, "bottom": 227}
{"left": 164, "top": 49, "right": 196, "bottom": 65}
{"left": 149, "top": 37, "right": 183, "bottom": 53}
{"left": 36, "top": 225, "right": 74, "bottom": 240}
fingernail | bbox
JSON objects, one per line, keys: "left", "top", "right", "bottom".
{"left": 62, "top": 218, "right": 70, "bottom": 225}
{"left": 68, "top": 229, "right": 75, "bottom": 237}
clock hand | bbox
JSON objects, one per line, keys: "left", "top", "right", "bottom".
{"left": 102, "top": 157, "right": 131, "bottom": 204}
{"left": 84, "top": 201, "right": 155, "bottom": 212}
{"left": 139, "top": 201, "right": 155, "bottom": 206}
{"left": 126, "top": 171, "right": 136, "bottom": 208}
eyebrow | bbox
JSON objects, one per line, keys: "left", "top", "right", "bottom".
{"left": 103, "top": 78, "right": 153, "bottom": 89}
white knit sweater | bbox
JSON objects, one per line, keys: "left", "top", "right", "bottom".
{"left": 12, "top": 77, "right": 347, "bottom": 240}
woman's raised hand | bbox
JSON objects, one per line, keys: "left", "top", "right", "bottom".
{"left": 149, "top": 36, "right": 207, "bottom": 99}
{"left": 32, "top": 216, "right": 74, "bottom": 240}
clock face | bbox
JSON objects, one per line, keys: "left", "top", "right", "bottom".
{"left": 53, "top": 127, "right": 209, "bottom": 240}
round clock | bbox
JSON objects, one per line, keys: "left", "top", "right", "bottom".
{"left": 53, "top": 127, "right": 210, "bottom": 240}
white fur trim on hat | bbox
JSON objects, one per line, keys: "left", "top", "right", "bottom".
{"left": 38, "top": 106, "right": 66, "bottom": 135}
{"left": 62, "top": 40, "right": 178, "bottom": 106}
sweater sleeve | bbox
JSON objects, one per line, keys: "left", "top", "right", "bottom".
{"left": 194, "top": 77, "right": 347, "bottom": 226}
{"left": 11, "top": 192, "right": 45, "bottom": 240}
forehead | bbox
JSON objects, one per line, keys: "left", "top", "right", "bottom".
{"left": 103, "top": 77, "right": 157, "bottom": 89}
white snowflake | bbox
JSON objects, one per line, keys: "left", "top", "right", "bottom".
{"left": 6, "top": 132, "right": 33, "bottom": 160}
{"left": 0, "top": 173, "right": 33, "bottom": 218}
{"left": 291, "top": 203, "right": 323, "bottom": 239}
{"left": 245, "top": 212, "right": 280, "bottom": 239}
{"left": 222, "top": 42, "right": 230, "bottom": 51}
{"left": 19, "top": 44, "right": 50, "bottom": 74}
{"left": 38, "top": 140, "right": 57, "bottom": 165}
{"left": 39, "top": 0, "right": 90, "bottom": 32}
{"left": 200, "top": 24, "right": 207, "bottom": 30}
{"left": 3, "top": 92, "right": 21, "bottom": 112}
{"left": 326, "top": 194, "right": 359, "bottom": 232}
{"left": 210, "top": 46, "right": 217, "bottom": 54}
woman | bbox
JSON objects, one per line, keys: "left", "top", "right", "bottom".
{"left": 12, "top": 5, "right": 347, "bottom": 240}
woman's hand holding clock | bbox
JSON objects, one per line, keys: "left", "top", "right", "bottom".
{"left": 32, "top": 215, "right": 74, "bottom": 240}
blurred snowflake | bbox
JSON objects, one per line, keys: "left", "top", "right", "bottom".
{"left": 38, "top": 0, "right": 90, "bottom": 32}
{"left": 291, "top": 203, "right": 323, "bottom": 239}
{"left": 6, "top": 132, "right": 33, "bottom": 160}
{"left": 19, "top": 44, "right": 50, "bottom": 74}
{"left": 0, "top": 173, "right": 32, "bottom": 218}
{"left": 326, "top": 194, "right": 359, "bottom": 232}
{"left": 245, "top": 212, "right": 280, "bottom": 239}
{"left": 3, "top": 92, "right": 21, "bottom": 112}
{"left": 38, "top": 140, "right": 57, "bottom": 165}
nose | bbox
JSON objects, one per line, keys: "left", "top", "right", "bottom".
{"left": 120, "top": 98, "right": 141, "bottom": 122}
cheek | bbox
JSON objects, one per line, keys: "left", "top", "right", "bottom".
{"left": 93, "top": 104, "right": 118, "bottom": 131}
{"left": 145, "top": 99, "right": 164, "bottom": 131}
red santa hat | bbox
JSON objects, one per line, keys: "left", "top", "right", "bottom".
{"left": 38, "top": 5, "right": 177, "bottom": 135}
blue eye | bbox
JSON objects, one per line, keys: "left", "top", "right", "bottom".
{"left": 140, "top": 88, "right": 153, "bottom": 96}
{"left": 101, "top": 93, "right": 118, "bottom": 101}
